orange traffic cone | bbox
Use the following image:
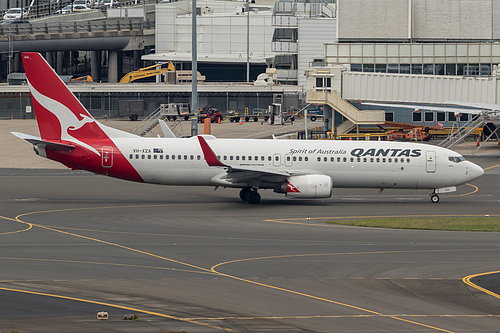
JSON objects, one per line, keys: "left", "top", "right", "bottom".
{"left": 239, "top": 117, "right": 243, "bottom": 125}
{"left": 349, "top": 137, "right": 352, "bottom": 141}
{"left": 378, "top": 136, "right": 381, "bottom": 141}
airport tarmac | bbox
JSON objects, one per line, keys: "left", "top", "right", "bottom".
{"left": 0, "top": 119, "right": 500, "bottom": 332}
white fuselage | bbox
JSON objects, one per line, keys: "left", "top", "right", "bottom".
{"left": 116, "top": 136, "right": 481, "bottom": 190}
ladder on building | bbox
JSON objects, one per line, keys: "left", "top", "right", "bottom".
{"left": 306, "top": 89, "right": 385, "bottom": 135}
{"left": 438, "top": 115, "right": 485, "bottom": 149}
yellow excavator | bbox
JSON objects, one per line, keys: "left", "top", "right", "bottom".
{"left": 119, "top": 61, "right": 175, "bottom": 83}
{"left": 69, "top": 75, "right": 94, "bottom": 83}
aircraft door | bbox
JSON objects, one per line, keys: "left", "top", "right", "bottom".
{"left": 426, "top": 151, "right": 436, "bottom": 173}
{"left": 102, "top": 146, "right": 113, "bottom": 168}
{"left": 284, "top": 154, "right": 293, "bottom": 167}
{"left": 273, "top": 153, "right": 281, "bottom": 167}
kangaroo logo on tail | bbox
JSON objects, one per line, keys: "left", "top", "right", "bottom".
{"left": 22, "top": 53, "right": 105, "bottom": 156}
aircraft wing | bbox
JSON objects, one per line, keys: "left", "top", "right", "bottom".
{"left": 197, "top": 135, "right": 302, "bottom": 186}
{"left": 11, "top": 132, "right": 75, "bottom": 151}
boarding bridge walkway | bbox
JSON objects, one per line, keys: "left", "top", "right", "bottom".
{"left": 306, "top": 89, "right": 385, "bottom": 134}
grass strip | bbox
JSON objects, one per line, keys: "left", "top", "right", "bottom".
{"left": 325, "top": 217, "right": 500, "bottom": 232}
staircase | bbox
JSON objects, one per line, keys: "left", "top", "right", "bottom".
{"left": 132, "top": 106, "right": 186, "bottom": 137}
{"left": 132, "top": 106, "right": 163, "bottom": 136}
{"left": 306, "top": 89, "right": 385, "bottom": 134}
{"left": 438, "top": 115, "right": 486, "bottom": 149}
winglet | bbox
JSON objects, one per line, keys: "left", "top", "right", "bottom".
{"left": 197, "top": 136, "right": 226, "bottom": 167}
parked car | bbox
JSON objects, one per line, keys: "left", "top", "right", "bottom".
{"left": 57, "top": 4, "right": 91, "bottom": 14}
{"left": 1, "top": 19, "right": 29, "bottom": 25}
{"left": 3, "top": 8, "right": 28, "bottom": 20}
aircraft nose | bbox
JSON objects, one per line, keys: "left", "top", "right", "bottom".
{"left": 469, "top": 162, "right": 484, "bottom": 181}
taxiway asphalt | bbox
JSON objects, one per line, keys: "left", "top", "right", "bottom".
{"left": 0, "top": 156, "right": 499, "bottom": 332}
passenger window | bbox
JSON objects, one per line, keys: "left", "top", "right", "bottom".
{"left": 357, "top": 158, "right": 360, "bottom": 162}
{"left": 129, "top": 154, "right": 133, "bottom": 159}
{"left": 382, "top": 158, "right": 386, "bottom": 163}
{"left": 388, "top": 158, "right": 392, "bottom": 163}
{"left": 142, "top": 155, "right": 145, "bottom": 159}
{"left": 230, "top": 156, "right": 233, "bottom": 160}
{"left": 178, "top": 155, "right": 181, "bottom": 160}
{"left": 275, "top": 156, "right": 279, "bottom": 161}
{"left": 268, "top": 156, "right": 272, "bottom": 161}
{"left": 293, "top": 156, "right": 297, "bottom": 161}
{"left": 317, "top": 157, "right": 321, "bottom": 162}
{"left": 184, "top": 155, "right": 187, "bottom": 160}
{"left": 407, "top": 158, "right": 410, "bottom": 163}
{"left": 154, "top": 155, "right": 157, "bottom": 159}
{"left": 242, "top": 156, "right": 245, "bottom": 161}
{"left": 255, "top": 156, "right": 258, "bottom": 160}
{"left": 160, "top": 155, "right": 163, "bottom": 159}
{"left": 305, "top": 157, "right": 308, "bottom": 161}
{"left": 148, "top": 155, "right": 151, "bottom": 159}
{"left": 190, "top": 155, "right": 194, "bottom": 160}
{"left": 331, "top": 157, "right": 334, "bottom": 162}
{"left": 299, "top": 156, "right": 302, "bottom": 161}
{"left": 197, "top": 155, "right": 201, "bottom": 160}
{"left": 248, "top": 156, "right": 252, "bottom": 161}
{"left": 395, "top": 158, "right": 398, "bottom": 163}
{"left": 166, "top": 155, "right": 169, "bottom": 160}
{"left": 376, "top": 158, "right": 380, "bottom": 162}
{"left": 223, "top": 156, "right": 227, "bottom": 160}
{"left": 323, "top": 157, "right": 327, "bottom": 162}
{"left": 363, "top": 158, "right": 367, "bottom": 162}
{"left": 136, "top": 154, "right": 139, "bottom": 159}
{"left": 343, "top": 157, "right": 347, "bottom": 162}
{"left": 337, "top": 157, "right": 340, "bottom": 162}
{"left": 287, "top": 156, "right": 290, "bottom": 161}
{"left": 350, "top": 157, "right": 354, "bottom": 162}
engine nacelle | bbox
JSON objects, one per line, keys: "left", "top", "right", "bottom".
{"left": 281, "top": 174, "right": 333, "bottom": 199}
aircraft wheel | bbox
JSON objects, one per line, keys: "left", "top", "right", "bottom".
{"left": 239, "top": 187, "right": 251, "bottom": 201}
{"left": 430, "top": 194, "right": 440, "bottom": 203}
{"left": 246, "top": 190, "right": 261, "bottom": 204}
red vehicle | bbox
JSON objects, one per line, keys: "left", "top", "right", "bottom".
{"left": 198, "top": 106, "right": 223, "bottom": 123}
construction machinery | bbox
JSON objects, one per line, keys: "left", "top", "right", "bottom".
{"left": 119, "top": 62, "right": 175, "bottom": 83}
{"left": 69, "top": 75, "right": 93, "bottom": 83}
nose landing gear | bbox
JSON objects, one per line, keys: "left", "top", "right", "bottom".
{"left": 430, "top": 193, "right": 440, "bottom": 203}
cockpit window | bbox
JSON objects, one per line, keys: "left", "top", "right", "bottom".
{"left": 448, "top": 156, "right": 466, "bottom": 163}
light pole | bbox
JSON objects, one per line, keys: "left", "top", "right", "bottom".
{"left": 190, "top": 0, "right": 199, "bottom": 136}
{"left": 246, "top": 0, "right": 250, "bottom": 83}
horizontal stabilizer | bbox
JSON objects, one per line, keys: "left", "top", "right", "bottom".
{"left": 11, "top": 132, "right": 74, "bottom": 151}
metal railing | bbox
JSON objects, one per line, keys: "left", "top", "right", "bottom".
{"left": 0, "top": 18, "right": 154, "bottom": 37}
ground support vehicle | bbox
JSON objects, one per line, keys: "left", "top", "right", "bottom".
{"left": 228, "top": 108, "right": 270, "bottom": 122}
{"left": 160, "top": 103, "right": 192, "bottom": 121}
{"left": 198, "top": 106, "right": 223, "bottom": 123}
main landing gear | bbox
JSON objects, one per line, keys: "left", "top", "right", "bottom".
{"left": 239, "top": 187, "right": 261, "bottom": 204}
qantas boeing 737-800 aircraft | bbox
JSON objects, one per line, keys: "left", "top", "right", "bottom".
{"left": 12, "top": 52, "right": 484, "bottom": 204}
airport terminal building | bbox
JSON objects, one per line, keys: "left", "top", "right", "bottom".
{"left": 1, "top": 0, "right": 500, "bottom": 136}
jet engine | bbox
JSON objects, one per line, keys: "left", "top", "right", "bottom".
{"left": 276, "top": 174, "right": 333, "bottom": 199}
